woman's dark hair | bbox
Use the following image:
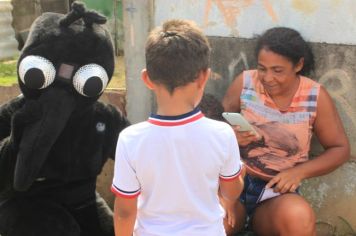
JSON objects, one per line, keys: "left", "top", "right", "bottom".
{"left": 198, "top": 93, "right": 224, "bottom": 121}
{"left": 255, "top": 27, "right": 314, "bottom": 75}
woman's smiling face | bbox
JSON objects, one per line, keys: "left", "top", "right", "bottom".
{"left": 257, "top": 48, "right": 303, "bottom": 97}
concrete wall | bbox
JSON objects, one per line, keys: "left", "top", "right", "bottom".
{"left": 123, "top": 0, "right": 154, "bottom": 123}
{"left": 123, "top": 0, "right": 356, "bottom": 233}
{"left": 11, "top": 0, "right": 73, "bottom": 49}
{"left": 154, "top": 0, "right": 356, "bottom": 45}
{"left": 0, "top": 1, "right": 18, "bottom": 60}
{"left": 11, "top": 0, "right": 69, "bottom": 32}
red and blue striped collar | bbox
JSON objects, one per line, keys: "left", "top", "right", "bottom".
{"left": 148, "top": 107, "right": 204, "bottom": 126}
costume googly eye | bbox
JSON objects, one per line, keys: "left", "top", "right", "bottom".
{"left": 73, "top": 64, "right": 109, "bottom": 97}
{"left": 18, "top": 55, "right": 56, "bottom": 89}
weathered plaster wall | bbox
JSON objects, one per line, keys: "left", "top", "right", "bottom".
{"left": 301, "top": 162, "right": 356, "bottom": 235}
{"left": 154, "top": 0, "right": 356, "bottom": 45}
{"left": 11, "top": 0, "right": 69, "bottom": 32}
{"left": 0, "top": 1, "right": 18, "bottom": 59}
{"left": 123, "top": 0, "right": 154, "bottom": 124}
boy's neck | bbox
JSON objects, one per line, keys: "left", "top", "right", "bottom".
{"left": 156, "top": 100, "right": 196, "bottom": 116}
{"left": 154, "top": 83, "right": 200, "bottom": 116}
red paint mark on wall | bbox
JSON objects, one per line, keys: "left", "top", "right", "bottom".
{"left": 262, "top": 0, "right": 278, "bottom": 22}
{"left": 204, "top": 0, "right": 278, "bottom": 35}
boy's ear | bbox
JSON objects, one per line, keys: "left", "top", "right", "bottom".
{"left": 197, "top": 68, "right": 210, "bottom": 89}
{"left": 141, "top": 69, "right": 154, "bottom": 90}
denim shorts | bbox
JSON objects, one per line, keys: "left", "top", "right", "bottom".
{"left": 240, "top": 174, "right": 300, "bottom": 219}
{"left": 239, "top": 175, "right": 268, "bottom": 217}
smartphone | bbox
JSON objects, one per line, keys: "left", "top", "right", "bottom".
{"left": 222, "top": 112, "right": 257, "bottom": 134}
{"left": 256, "top": 187, "right": 281, "bottom": 203}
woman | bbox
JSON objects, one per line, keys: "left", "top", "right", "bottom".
{"left": 223, "top": 27, "right": 350, "bottom": 236}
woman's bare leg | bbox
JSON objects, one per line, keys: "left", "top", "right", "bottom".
{"left": 252, "top": 194, "right": 316, "bottom": 236}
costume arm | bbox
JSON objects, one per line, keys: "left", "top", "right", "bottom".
{"left": 104, "top": 104, "right": 130, "bottom": 160}
{"left": 222, "top": 73, "right": 243, "bottom": 112}
{"left": 0, "top": 137, "right": 17, "bottom": 192}
{"left": 0, "top": 96, "right": 25, "bottom": 141}
{"left": 0, "top": 96, "right": 25, "bottom": 191}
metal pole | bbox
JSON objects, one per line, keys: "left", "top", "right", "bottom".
{"left": 64, "top": 0, "right": 70, "bottom": 13}
{"left": 113, "top": 0, "right": 118, "bottom": 56}
{"left": 34, "top": 0, "right": 42, "bottom": 16}
{"left": 123, "top": 0, "right": 155, "bottom": 123}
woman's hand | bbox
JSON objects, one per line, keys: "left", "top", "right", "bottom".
{"left": 265, "top": 167, "right": 303, "bottom": 194}
{"left": 232, "top": 125, "right": 260, "bottom": 147}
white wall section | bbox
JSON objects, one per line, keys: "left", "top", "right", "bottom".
{"left": 154, "top": 0, "right": 356, "bottom": 45}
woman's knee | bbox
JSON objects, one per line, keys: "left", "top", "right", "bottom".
{"left": 272, "top": 195, "right": 315, "bottom": 233}
{"left": 253, "top": 194, "right": 316, "bottom": 236}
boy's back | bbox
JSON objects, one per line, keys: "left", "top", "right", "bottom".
{"left": 112, "top": 108, "right": 241, "bottom": 235}
{"left": 112, "top": 19, "right": 243, "bottom": 236}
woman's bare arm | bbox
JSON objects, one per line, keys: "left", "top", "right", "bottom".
{"left": 222, "top": 73, "right": 244, "bottom": 112}
{"left": 223, "top": 73, "right": 260, "bottom": 147}
{"left": 297, "top": 85, "right": 350, "bottom": 177}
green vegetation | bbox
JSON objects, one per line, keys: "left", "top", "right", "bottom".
{"left": 0, "top": 59, "right": 18, "bottom": 86}
{"left": 108, "top": 56, "right": 126, "bottom": 89}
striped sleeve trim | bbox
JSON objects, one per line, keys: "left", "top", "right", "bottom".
{"left": 219, "top": 168, "right": 242, "bottom": 181}
{"left": 111, "top": 184, "right": 140, "bottom": 199}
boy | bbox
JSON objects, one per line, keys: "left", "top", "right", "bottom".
{"left": 111, "top": 19, "right": 243, "bottom": 236}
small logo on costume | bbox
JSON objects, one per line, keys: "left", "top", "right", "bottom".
{"left": 36, "top": 177, "right": 46, "bottom": 182}
{"left": 96, "top": 122, "right": 106, "bottom": 132}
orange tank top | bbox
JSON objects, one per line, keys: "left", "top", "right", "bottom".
{"left": 240, "top": 70, "right": 320, "bottom": 177}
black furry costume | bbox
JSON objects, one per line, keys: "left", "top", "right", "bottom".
{"left": 0, "top": 2, "right": 129, "bottom": 236}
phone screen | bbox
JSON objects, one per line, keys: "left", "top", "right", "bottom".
{"left": 256, "top": 187, "right": 281, "bottom": 203}
{"left": 222, "top": 112, "right": 256, "bottom": 133}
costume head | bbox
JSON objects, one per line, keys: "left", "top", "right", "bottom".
{"left": 18, "top": 1, "right": 114, "bottom": 101}
{"left": 14, "top": 2, "right": 115, "bottom": 191}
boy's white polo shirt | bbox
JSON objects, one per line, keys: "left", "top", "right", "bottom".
{"left": 112, "top": 108, "right": 242, "bottom": 236}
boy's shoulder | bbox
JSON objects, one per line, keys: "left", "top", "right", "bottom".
{"left": 121, "top": 120, "right": 150, "bottom": 135}
{"left": 202, "top": 116, "right": 228, "bottom": 126}
{"left": 201, "top": 117, "right": 234, "bottom": 134}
